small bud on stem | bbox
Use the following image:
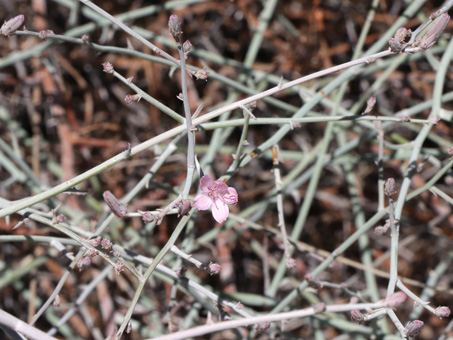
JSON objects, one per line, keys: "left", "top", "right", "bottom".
{"left": 1, "top": 15, "right": 24, "bottom": 36}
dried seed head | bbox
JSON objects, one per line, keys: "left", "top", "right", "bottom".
{"left": 1, "top": 15, "right": 24, "bottom": 36}
{"left": 403, "top": 320, "right": 424, "bottom": 338}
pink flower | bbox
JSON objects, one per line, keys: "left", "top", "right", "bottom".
{"left": 193, "top": 175, "right": 238, "bottom": 223}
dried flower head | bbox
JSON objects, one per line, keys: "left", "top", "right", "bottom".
{"left": 193, "top": 175, "right": 238, "bottom": 223}
{"left": 1, "top": 15, "right": 24, "bottom": 36}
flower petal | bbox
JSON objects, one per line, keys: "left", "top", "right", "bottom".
{"left": 212, "top": 200, "right": 229, "bottom": 223}
{"left": 193, "top": 193, "right": 212, "bottom": 210}
{"left": 199, "top": 175, "right": 215, "bottom": 192}
{"left": 221, "top": 187, "right": 238, "bottom": 205}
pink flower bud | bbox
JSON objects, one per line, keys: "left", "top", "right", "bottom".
{"left": 351, "top": 309, "right": 365, "bottom": 324}
{"left": 394, "top": 27, "right": 411, "bottom": 43}
{"left": 374, "top": 225, "right": 388, "bottom": 236}
{"left": 183, "top": 40, "right": 192, "bottom": 59}
{"left": 90, "top": 237, "right": 101, "bottom": 247}
{"left": 403, "top": 320, "right": 424, "bottom": 338}
{"left": 124, "top": 94, "right": 142, "bottom": 104}
{"left": 362, "top": 96, "right": 376, "bottom": 115}
{"left": 139, "top": 210, "right": 158, "bottom": 223}
{"left": 53, "top": 295, "right": 61, "bottom": 307}
{"left": 176, "top": 199, "right": 192, "bottom": 217}
{"left": 207, "top": 262, "right": 221, "bottom": 275}
{"left": 1, "top": 15, "right": 24, "bottom": 36}
{"left": 101, "top": 61, "right": 114, "bottom": 74}
{"left": 384, "top": 178, "right": 396, "bottom": 197}
{"left": 254, "top": 322, "right": 270, "bottom": 334}
{"left": 176, "top": 266, "right": 187, "bottom": 278}
{"left": 38, "top": 30, "right": 54, "bottom": 40}
{"left": 194, "top": 68, "right": 209, "bottom": 80}
{"left": 114, "top": 261, "right": 124, "bottom": 275}
{"left": 168, "top": 14, "right": 182, "bottom": 41}
{"left": 101, "top": 238, "right": 112, "bottom": 250}
{"left": 103, "top": 190, "right": 127, "bottom": 217}
{"left": 389, "top": 37, "right": 404, "bottom": 53}
{"left": 385, "top": 291, "right": 407, "bottom": 308}
{"left": 82, "top": 34, "right": 89, "bottom": 42}
{"left": 305, "top": 274, "right": 323, "bottom": 290}
{"left": 435, "top": 306, "right": 451, "bottom": 318}
{"left": 419, "top": 13, "right": 450, "bottom": 50}
{"left": 77, "top": 257, "right": 91, "bottom": 271}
